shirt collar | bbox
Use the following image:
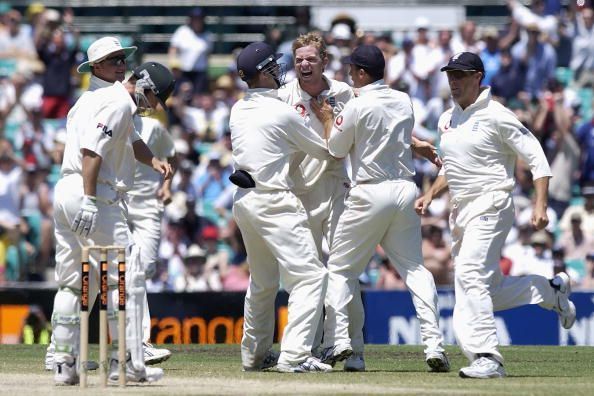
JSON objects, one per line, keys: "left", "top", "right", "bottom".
{"left": 357, "top": 79, "right": 387, "bottom": 95}
{"left": 297, "top": 74, "right": 332, "bottom": 101}
{"left": 244, "top": 87, "right": 279, "bottom": 100}
{"left": 89, "top": 75, "right": 113, "bottom": 91}
{"left": 455, "top": 86, "right": 491, "bottom": 112}
{"left": 112, "top": 80, "right": 137, "bottom": 115}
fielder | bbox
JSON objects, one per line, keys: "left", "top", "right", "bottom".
{"left": 50, "top": 60, "right": 174, "bottom": 385}
{"left": 230, "top": 42, "right": 333, "bottom": 373}
{"left": 415, "top": 52, "right": 576, "bottom": 378}
{"left": 309, "top": 44, "right": 449, "bottom": 372}
{"left": 45, "top": 37, "right": 171, "bottom": 371}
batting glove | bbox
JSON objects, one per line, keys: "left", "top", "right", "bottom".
{"left": 71, "top": 195, "right": 98, "bottom": 237}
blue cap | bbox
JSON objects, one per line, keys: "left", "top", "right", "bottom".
{"left": 343, "top": 44, "right": 385, "bottom": 75}
{"left": 440, "top": 52, "right": 484, "bottom": 73}
{"left": 189, "top": 7, "right": 203, "bottom": 18}
{"left": 236, "top": 42, "right": 282, "bottom": 81}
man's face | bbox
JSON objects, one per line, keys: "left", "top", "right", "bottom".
{"left": 348, "top": 65, "right": 365, "bottom": 88}
{"left": 93, "top": 50, "right": 127, "bottom": 83}
{"left": 446, "top": 70, "right": 481, "bottom": 101}
{"left": 294, "top": 45, "right": 327, "bottom": 84}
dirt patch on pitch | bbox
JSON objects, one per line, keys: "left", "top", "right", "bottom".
{"left": 2, "top": 372, "right": 484, "bottom": 395}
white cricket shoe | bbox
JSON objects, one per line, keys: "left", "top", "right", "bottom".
{"left": 459, "top": 356, "right": 505, "bottom": 379}
{"left": 54, "top": 356, "right": 79, "bottom": 386}
{"left": 243, "top": 349, "right": 280, "bottom": 371}
{"left": 108, "top": 358, "right": 164, "bottom": 384}
{"left": 552, "top": 272, "right": 577, "bottom": 329}
{"left": 46, "top": 346, "right": 99, "bottom": 371}
{"left": 426, "top": 351, "right": 450, "bottom": 372}
{"left": 143, "top": 342, "right": 172, "bottom": 365}
{"left": 45, "top": 343, "right": 55, "bottom": 371}
{"left": 344, "top": 352, "right": 365, "bottom": 372}
{"left": 276, "top": 356, "right": 333, "bottom": 373}
{"left": 319, "top": 343, "right": 353, "bottom": 367}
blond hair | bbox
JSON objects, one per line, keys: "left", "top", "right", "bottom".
{"left": 292, "top": 32, "right": 328, "bottom": 60}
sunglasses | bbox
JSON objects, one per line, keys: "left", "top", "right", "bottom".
{"left": 101, "top": 55, "right": 127, "bottom": 67}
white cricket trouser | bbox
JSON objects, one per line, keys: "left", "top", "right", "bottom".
{"left": 451, "top": 190, "right": 558, "bottom": 364}
{"left": 233, "top": 189, "right": 328, "bottom": 367}
{"left": 127, "top": 195, "right": 163, "bottom": 343}
{"left": 325, "top": 180, "right": 444, "bottom": 354}
{"left": 52, "top": 173, "right": 129, "bottom": 357}
{"left": 297, "top": 173, "right": 365, "bottom": 354}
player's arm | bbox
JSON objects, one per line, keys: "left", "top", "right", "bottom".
{"left": 158, "top": 156, "right": 176, "bottom": 205}
{"left": 411, "top": 137, "right": 442, "bottom": 168}
{"left": 414, "top": 174, "right": 449, "bottom": 216}
{"left": 285, "top": 109, "right": 331, "bottom": 160}
{"left": 81, "top": 149, "right": 101, "bottom": 196}
{"left": 132, "top": 138, "right": 173, "bottom": 180}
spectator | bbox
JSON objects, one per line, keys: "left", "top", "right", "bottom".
{"left": 479, "top": 26, "right": 502, "bottom": 86}
{"left": 174, "top": 243, "right": 222, "bottom": 292}
{"left": 575, "top": 102, "right": 594, "bottom": 187}
{"left": 375, "top": 257, "right": 406, "bottom": 290}
{"left": 558, "top": 183, "right": 594, "bottom": 235}
{"left": 509, "top": 230, "right": 554, "bottom": 278}
{"left": 511, "top": 23, "right": 557, "bottom": 100}
{"left": 569, "top": 7, "right": 594, "bottom": 86}
{"left": 36, "top": 26, "right": 79, "bottom": 119}
{"left": 422, "top": 224, "right": 453, "bottom": 287}
{"left": 558, "top": 213, "right": 594, "bottom": 265}
{"left": 451, "top": 20, "right": 483, "bottom": 54}
{"left": 20, "top": 305, "right": 51, "bottom": 344}
{"left": 220, "top": 223, "right": 249, "bottom": 291}
{"left": 507, "top": 0, "right": 558, "bottom": 40}
{"left": 0, "top": 9, "right": 37, "bottom": 60}
{"left": 579, "top": 253, "right": 594, "bottom": 289}
{"left": 168, "top": 7, "right": 213, "bottom": 94}
{"left": 490, "top": 49, "right": 526, "bottom": 102}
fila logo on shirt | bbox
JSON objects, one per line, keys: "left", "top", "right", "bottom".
{"left": 97, "top": 123, "right": 113, "bottom": 137}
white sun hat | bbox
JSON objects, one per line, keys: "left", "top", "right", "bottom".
{"left": 77, "top": 36, "right": 137, "bottom": 73}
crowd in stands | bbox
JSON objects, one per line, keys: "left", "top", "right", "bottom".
{"left": 1, "top": 1, "right": 593, "bottom": 292}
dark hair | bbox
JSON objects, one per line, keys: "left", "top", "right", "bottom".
{"left": 354, "top": 64, "right": 384, "bottom": 83}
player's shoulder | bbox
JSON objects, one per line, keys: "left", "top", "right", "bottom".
{"left": 277, "top": 79, "right": 298, "bottom": 99}
{"left": 328, "top": 78, "right": 353, "bottom": 94}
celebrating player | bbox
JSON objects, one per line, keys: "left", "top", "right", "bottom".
{"left": 230, "top": 42, "right": 334, "bottom": 373}
{"left": 310, "top": 44, "right": 449, "bottom": 372}
{"left": 415, "top": 52, "right": 576, "bottom": 378}
{"left": 50, "top": 60, "right": 173, "bottom": 385}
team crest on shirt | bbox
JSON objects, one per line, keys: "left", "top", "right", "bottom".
{"left": 519, "top": 126, "right": 530, "bottom": 135}
{"left": 472, "top": 121, "right": 479, "bottom": 132}
{"left": 327, "top": 96, "right": 336, "bottom": 107}
{"left": 97, "top": 123, "right": 113, "bottom": 137}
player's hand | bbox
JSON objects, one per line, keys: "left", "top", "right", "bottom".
{"left": 71, "top": 195, "right": 98, "bottom": 237}
{"left": 152, "top": 158, "right": 173, "bottom": 180}
{"left": 412, "top": 139, "right": 442, "bottom": 168}
{"left": 309, "top": 98, "right": 334, "bottom": 124}
{"left": 414, "top": 194, "right": 432, "bottom": 216}
{"left": 531, "top": 206, "right": 549, "bottom": 230}
{"left": 157, "top": 187, "right": 173, "bottom": 205}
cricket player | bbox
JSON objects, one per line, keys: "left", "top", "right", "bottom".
{"left": 276, "top": 32, "right": 363, "bottom": 371}
{"left": 415, "top": 52, "right": 576, "bottom": 378}
{"left": 45, "top": 37, "right": 171, "bottom": 371}
{"left": 230, "top": 42, "right": 333, "bottom": 373}
{"left": 310, "top": 44, "right": 449, "bottom": 372}
{"left": 51, "top": 61, "right": 174, "bottom": 385}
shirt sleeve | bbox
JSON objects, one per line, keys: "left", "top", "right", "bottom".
{"left": 284, "top": 107, "right": 329, "bottom": 160}
{"left": 155, "top": 123, "right": 176, "bottom": 159}
{"left": 80, "top": 102, "right": 130, "bottom": 158}
{"left": 497, "top": 107, "right": 552, "bottom": 180}
{"left": 328, "top": 101, "right": 357, "bottom": 158}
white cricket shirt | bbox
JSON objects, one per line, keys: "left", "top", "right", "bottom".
{"left": 277, "top": 76, "right": 354, "bottom": 194}
{"left": 437, "top": 87, "right": 552, "bottom": 201}
{"left": 230, "top": 88, "right": 329, "bottom": 191}
{"left": 129, "top": 116, "right": 175, "bottom": 197}
{"left": 61, "top": 81, "right": 141, "bottom": 192}
{"left": 328, "top": 80, "right": 416, "bottom": 183}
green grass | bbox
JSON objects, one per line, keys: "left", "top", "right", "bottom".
{"left": 1, "top": 344, "right": 593, "bottom": 395}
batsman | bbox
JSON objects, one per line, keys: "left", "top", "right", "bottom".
{"left": 49, "top": 50, "right": 174, "bottom": 385}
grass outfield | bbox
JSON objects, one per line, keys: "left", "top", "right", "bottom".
{"left": 1, "top": 344, "right": 593, "bottom": 395}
